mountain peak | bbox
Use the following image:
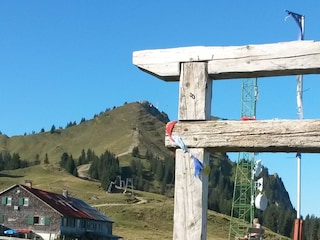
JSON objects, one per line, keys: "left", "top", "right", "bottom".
{"left": 0, "top": 101, "right": 172, "bottom": 163}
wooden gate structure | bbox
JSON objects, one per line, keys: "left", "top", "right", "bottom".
{"left": 133, "top": 40, "right": 320, "bottom": 239}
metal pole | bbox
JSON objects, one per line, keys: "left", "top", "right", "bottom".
{"left": 286, "top": 10, "right": 304, "bottom": 240}
{"left": 296, "top": 153, "right": 301, "bottom": 219}
{"left": 296, "top": 14, "right": 304, "bottom": 221}
{"left": 286, "top": 9, "right": 305, "bottom": 220}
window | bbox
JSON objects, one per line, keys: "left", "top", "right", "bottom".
{"left": 80, "top": 219, "right": 86, "bottom": 228}
{"left": 62, "top": 217, "right": 76, "bottom": 227}
{"left": 87, "top": 221, "right": 93, "bottom": 230}
{"left": 1, "top": 197, "right": 12, "bottom": 206}
{"left": 23, "top": 198, "right": 29, "bottom": 206}
{"left": 36, "top": 216, "right": 45, "bottom": 225}
{"left": 18, "top": 197, "right": 29, "bottom": 206}
{"left": 76, "top": 219, "right": 81, "bottom": 228}
{"left": 33, "top": 216, "right": 40, "bottom": 224}
{"left": 62, "top": 218, "right": 67, "bottom": 227}
{"left": 66, "top": 218, "right": 75, "bottom": 227}
{"left": 28, "top": 216, "right": 50, "bottom": 226}
{"left": 6, "top": 197, "right": 12, "bottom": 206}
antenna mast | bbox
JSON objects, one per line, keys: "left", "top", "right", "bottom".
{"left": 228, "top": 78, "right": 258, "bottom": 239}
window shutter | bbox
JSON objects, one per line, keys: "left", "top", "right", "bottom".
{"left": 0, "top": 213, "right": 4, "bottom": 223}
{"left": 27, "top": 216, "right": 34, "bottom": 225}
{"left": 44, "top": 216, "right": 50, "bottom": 226}
{"left": 1, "top": 197, "right": 7, "bottom": 205}
{"left": 18, "top": 198, "right": 24, "bottom": 206}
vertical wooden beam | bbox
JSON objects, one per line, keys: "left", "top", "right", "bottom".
{"left": 178, "top": 62, "right": 212, "bottom": 120}
{"left": 173, "top": 62, "right": 212, "bottom": 240}
{"left": 173, "top": 149, "right": 210, "bottom": 240}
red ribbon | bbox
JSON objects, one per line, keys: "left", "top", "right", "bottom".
{"left": 165, "top": 121, "right": 177, "bottom": 142}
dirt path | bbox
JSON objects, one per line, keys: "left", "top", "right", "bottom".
{"left": 77, "top": 128, "right": 139, "bottom": 179}
{"left": 116, "top": 128, "right": 139, "bottom": 157}
{"left": 92, "top": 196, "right": 147, "bottom": 207}
{"left": 77, "top": 163, "right": 91, "bottom": 179}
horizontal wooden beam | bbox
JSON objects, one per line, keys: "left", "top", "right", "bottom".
{"left": 133, "top": 40, "right": 320, "bottom": 81}
{"left": 165, "top": 119, "right": 320, "bottom": 153}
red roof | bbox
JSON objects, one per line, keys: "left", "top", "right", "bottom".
{"left": 16, "top": 229, "right": 32, "bottom": 233}
{"left": 19, "top": 185, "right": 112, "bottom": 222}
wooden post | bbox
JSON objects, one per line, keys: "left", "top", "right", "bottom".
{"left": 178, "top": 62, "right": 212, "bottom": 120}
{"left": 174, "top": 149, "right": 210, "bottom": 239}
{"left": 173, "top": 62, "right": 212, "bottom": 240}
{"left": 132, "top": 40, "right": 320, "bottom": 240}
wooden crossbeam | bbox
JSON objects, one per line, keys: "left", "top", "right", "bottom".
{"left": 133, "top": 40, "right": 320, "bottom": 81}
{"left": 165, "top": 119, "right": 320, "bottom": 153}
{"left": 133, "top": 41, "right": 320, "bottom": 240}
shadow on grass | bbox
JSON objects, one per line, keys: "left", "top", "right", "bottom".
{"left": 0, "top": 173, "right": 24, "bottom": 178}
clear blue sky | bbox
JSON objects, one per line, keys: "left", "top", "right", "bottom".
{"left": 1, "top": 1, "right": 320, "bottom": 218}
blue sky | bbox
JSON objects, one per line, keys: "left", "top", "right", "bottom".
{"left": 1, "top": 1, "right": 320, "bottom": 218}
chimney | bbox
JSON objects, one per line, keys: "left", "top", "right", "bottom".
{"left": 62, "top": 189, "right": 68, "bottom": 198}
{"left": 25, "top": 180, "right": 32, "bottom": 188}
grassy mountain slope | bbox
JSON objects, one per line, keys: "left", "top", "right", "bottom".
{"left": 0, "top": 165, "right": 289, "bottom": 240}
{"left": 0, "top": 102, "right": 171, "bottom": 165}
{"left": 0, "top": 101, "right": 294, "bottom": 239}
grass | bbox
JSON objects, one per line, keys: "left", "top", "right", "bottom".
{"left": 0, "top": 165, "right": 290, "bottom": 240}
{"left": 0, "top": 102, "right": 294, "bottom": 239}
{"left": 0, "top": 102, "right": 171, "bottom": 165}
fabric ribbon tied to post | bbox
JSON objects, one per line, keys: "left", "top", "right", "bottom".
{"left": 166, "top": 121, "right": 209, "bottom": 178}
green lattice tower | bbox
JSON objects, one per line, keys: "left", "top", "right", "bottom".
{"left": 228, "top": 79, "right": 258, "bottom": 240}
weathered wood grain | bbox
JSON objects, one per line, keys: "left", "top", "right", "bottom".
{"left": 173, "top": 62, "right": 211, "bottom": 240}
{"left": 173, "top": 149, "right": 209, "bottom": 240}
{"left": 133, "top": 40, "right": 320, "bottom": 81}
{"left": 165, "top": 119, "right": 320, "bottom": 152}
{"left": 178, "top": 62, "right": 212, "bottom": 120}
{"left": 133, "top": 40, "right": 320, "bottom": 240}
